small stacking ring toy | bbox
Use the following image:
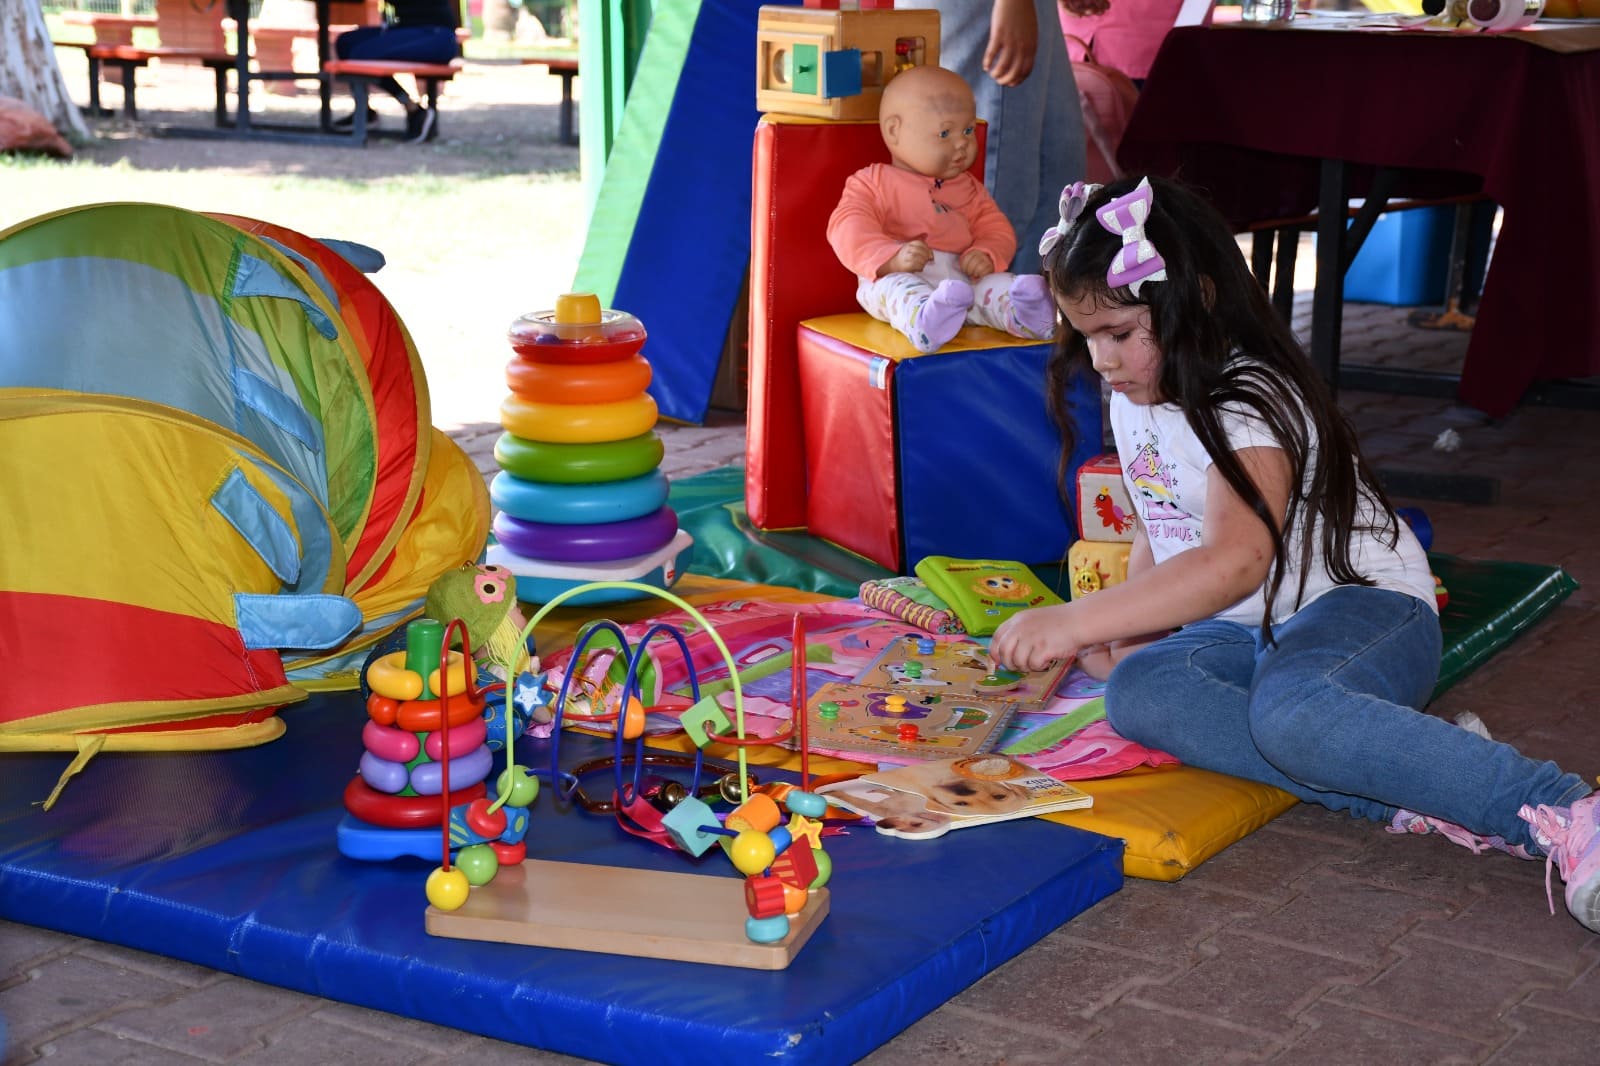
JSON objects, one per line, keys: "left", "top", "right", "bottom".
{"left": 507, "top": 303, "right": 647, "bottom": 366}
{"left": 492, "top": 506, "right": 679, "bottom": 562}
{"left": 499, "top": 393, "right": 658, "bottom": 444}
{"left": 505, "top": 352, "right": 652, "bottom": 405}
{"left": 494, "top": 431, "right": 664, "bottom": 484}
{"left": 343, "top": 777, "right": 486, "bottom": 828}
{"left": 490, "top": 469, "right": 669, "bottom": 525}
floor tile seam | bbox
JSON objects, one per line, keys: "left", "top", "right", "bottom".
{"left": 42, "top": 1024, "right": 217, "bottom": 1065}
{"left": 73, "top": 942, "right": 224, "bottom": 990}
{"left": 1167, "top": 880, "right": 1304, "bottom": 909}
{"left": 1249, "top": 818, "right": 1377, "bottom": 851}
{"left": 84, "top": 977, "right": 325, "bottom": 1060}
{"left": 1045, "top": 930, "right": 1203, "bottom": 970}
{"left": 304, "top": 1002, "right": 481, "bottom": 1055}
{"left": 1041, "top": 967, "right": 1182, "bottom": 1018}
{"left": 927, "top": 1001, "right": 1089, "bottom": 1054}
{"left": 9, "top": 987, "right": 212, "bottom": 1066}
{"left": 1220, "top": 923, "right": 1413, "bottom": 971}
{"left": 1506, "top": 993, "right": 1600, "bottom": 1026}
{"left": 1296, "top": 995, "right": 1501, "bottom": 1051}
{"left": 0, "top": 957, "right": 67, "bottom": 994}
{"left": 1115, "top": 991, "right": 1309, "bottom": 1045}
{"left": 1300, "top": 862, "right": 1495, "bottom": 907}
{"left": 1403, "top": 925, "right": 1593, "bottom": 977}
{"left": 90, "top": 1009, "right": 275, "bottom": 1064}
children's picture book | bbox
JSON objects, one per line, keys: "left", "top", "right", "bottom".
{"left": 912, "top": 557, "right": 1066, "bottom": 637}
{"left": 815, "top": 754, "right": 1093, "bottom": 839}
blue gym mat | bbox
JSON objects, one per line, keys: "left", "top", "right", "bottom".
{"left": 0, "top": 692, "right": 1123, "bottom": 1064}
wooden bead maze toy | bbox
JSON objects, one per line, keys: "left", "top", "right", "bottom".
{"left": 423, "top": 584, "right": 836, "bottom": 970}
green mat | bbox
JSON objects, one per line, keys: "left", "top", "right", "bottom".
{"left": 669, "top": 467, "right": 1578, "bottom": 701}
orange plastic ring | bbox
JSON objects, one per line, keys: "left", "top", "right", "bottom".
{"left": 505, "top": 352, "right": 652, "bottom": 405}
{"left": 395, "top": 692, "right": 487, "bottom": 732}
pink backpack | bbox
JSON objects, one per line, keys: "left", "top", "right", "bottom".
{"left": 1066, "top": 34, "right": 1140, "bottom": 185}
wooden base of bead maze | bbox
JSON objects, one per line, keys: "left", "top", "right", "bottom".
{"left": 425, "top": 860, "right": 831, "bottom": 970}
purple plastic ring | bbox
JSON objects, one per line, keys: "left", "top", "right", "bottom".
{"left": 492, "top": 506, "right": 679, "bottom": 563}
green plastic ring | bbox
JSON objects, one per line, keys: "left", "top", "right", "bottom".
{"left": 493, "top": 431, "right": 664, "bottom": 485}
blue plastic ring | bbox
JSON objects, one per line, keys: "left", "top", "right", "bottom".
{"left": 490, "top": 469, "right": 669, "bottom": 525}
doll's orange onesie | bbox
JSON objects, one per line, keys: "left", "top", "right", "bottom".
{"left": 828, "top": 163, "right": 1055, "bottom": 352}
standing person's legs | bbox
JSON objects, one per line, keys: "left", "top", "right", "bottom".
{"left": 899, "top": 0, "right": 1085, "bottom": 275}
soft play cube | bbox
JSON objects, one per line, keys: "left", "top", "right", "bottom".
{"left": 799, "top": 314, "right": 1093, "bottom": 573}
{"left": 1077, "top": 452, "right": 1137, "bottom": 543}
{"left": 1067, "top": 539, "right": 1131, "bottom": 599}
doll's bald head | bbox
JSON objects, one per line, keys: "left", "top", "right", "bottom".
{"left": 879, "top": 65, "right": 978, "bottom": 181}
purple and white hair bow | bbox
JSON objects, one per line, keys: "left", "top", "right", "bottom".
{"left": 1038, "top": 181, "right": 1101, "bottom": 258}
{"left": 1096, "top": 177, "right": 1168, "bottom": 296}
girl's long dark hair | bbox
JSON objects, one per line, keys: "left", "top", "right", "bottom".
{"left": 1044, "top": 176, "right": 1399, "bottom": 638}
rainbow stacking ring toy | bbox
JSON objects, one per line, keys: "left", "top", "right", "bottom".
{"left": 489, "top": 293, "right": 692, "bottom": 605}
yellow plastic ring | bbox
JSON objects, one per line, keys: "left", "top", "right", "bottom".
{"left": 366, "top": 651, "right": 423, "bottom": 701}
{"left": 499, "top": 393, "right": 658, "bottom": 444}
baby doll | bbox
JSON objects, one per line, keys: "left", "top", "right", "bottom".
{"left": 826, "top": 63, "right": 1057, "bottom": 354}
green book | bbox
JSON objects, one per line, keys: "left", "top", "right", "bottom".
{"left": 911, "top": 556, "right": 1065, "bottom": 637}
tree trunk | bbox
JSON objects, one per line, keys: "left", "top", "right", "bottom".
{"left": 0, "top": 1, "right": 89, "bottom": 142}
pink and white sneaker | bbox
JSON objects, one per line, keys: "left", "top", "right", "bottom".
{"left": 1518, "top": 793, "right": 1600, "bottom": 933}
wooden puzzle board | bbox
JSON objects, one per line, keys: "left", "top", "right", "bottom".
{"left": 426, "top": 860, "right": 830, "bottom": 971}
{"left": 852, "top": 633, "right": 1070, "bottom": 707}
{"left": 801, "top": 680, "right": 1022, "bottom": 763}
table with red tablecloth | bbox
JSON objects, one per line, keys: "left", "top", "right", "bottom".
{"left": 1119, "top": 17, "right": 1600, "bottom": 417}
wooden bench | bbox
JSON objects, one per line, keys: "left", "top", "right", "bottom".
{"left": 321, "top": 58, "right": 463, "bottom": 144}
{"left": 251, "top": 24, "right": 472, "bottom": 96}
{"left": 56, "top": 10, "right": 156, "bottom": 87}
{"left": 59, "top": 10, "right": 156, "bottom": 66}
{"left": 519, "top": 57, "right": 578, "bottom": 146}
{"left": 57, "top": 42, "right": 233, "bottom": 123}
{"left": 242, "top": 22, "right": 360, "bottom": 96}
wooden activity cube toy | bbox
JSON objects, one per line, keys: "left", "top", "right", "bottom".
{"left": 756, "top": 2, "right": 940, "bottom": 121}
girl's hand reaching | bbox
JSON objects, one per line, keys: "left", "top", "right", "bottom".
{"left": 989, "top": 602, "right": 1081, "bottom": 674}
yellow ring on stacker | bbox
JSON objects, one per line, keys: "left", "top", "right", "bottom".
{"left": 499, "top": 392, "right": 658, "bottom": 444}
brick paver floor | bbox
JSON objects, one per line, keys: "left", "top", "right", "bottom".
{"left": 4, "top": 50, "right": 1598, "bottom": 1064}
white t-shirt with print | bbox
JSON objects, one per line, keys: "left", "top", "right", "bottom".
{"left": 1109, "top": 392, "right": 1438, "bottom": 628}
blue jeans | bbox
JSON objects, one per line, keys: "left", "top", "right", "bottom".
{"left": 335, "top": 25, "right": 459, "bottom": 108}
{"left": 335, "top": 25, "right": 460, "bottom": 65}
{"left": 1105, "top": 586, "right": 1590, "bottom": 852}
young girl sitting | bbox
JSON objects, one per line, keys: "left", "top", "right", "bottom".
{"left": 826, "top": 64, "right": 1057, "bottom": 354}
{"left": 989, "top": 175, "right": 1599, "bottom": 934}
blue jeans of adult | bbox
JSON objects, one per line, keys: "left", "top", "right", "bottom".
{"left": 897, "top": 0, "right": 1085, "bottom": 276}
{"left": 1105, "top": 586, "right": 1590, "bottom": 853}
{"left": 335, "top": 25, "right": 459, "bottom": 107}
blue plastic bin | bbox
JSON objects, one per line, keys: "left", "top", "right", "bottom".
{"left": 1341, "top": 205, "right": 1454, "bottom": 306}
